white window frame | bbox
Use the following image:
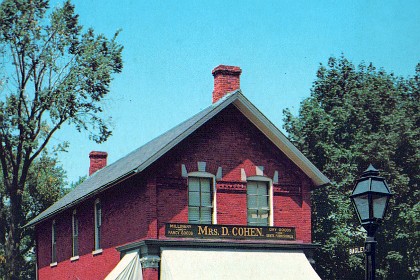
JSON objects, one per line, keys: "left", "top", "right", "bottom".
{"left": 71, "top": 209, "right": 79, "bottom": 259}
{"left": 188, "top": 171, "right": 217, "bottom": 224}
{"left": 93, "top": 198, "right": 102, "bottom": 253}
{"left": 246, "top": 176, "right": 273, "bottom": 226}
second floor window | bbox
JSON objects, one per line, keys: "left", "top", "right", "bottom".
{"left": 247, "top": 181, "right": 269, "bottom": 226}
{"left": 94, "top": 199, "right": 101, "bottom": 250}
{"left": 72, "top": 210, "right": 79, "bottom": 257}
{"left": 188, "top": 177, "right": 213, "bottom": 224}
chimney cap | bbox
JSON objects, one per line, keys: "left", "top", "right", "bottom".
{"left": 212, "top": 65, "right": 242, "bottom": 76}
{"left": 89, "top": 151, "right": 108, "bottom": 158}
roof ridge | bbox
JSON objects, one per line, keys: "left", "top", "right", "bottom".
{"left": 25, "top": 91, "right": 241, "bottom": 227}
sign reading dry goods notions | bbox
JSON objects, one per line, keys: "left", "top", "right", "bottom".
{"left": 165, "top": 223, "right": 295, "bottom": 240}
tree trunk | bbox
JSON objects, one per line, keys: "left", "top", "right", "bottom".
{"left": 4, "top": 185, "right": 24, "bottom": 280}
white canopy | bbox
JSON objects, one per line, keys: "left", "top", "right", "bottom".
{"left": 105, "top": 250, "right": 143, "bottom": 280}
{"left": 160, "top": 248, "right": 321, "bottom": 280}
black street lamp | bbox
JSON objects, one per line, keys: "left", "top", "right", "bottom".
{"left": 350, "top": 164, "right": 392, "bottom": 280}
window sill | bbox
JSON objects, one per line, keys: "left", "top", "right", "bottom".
{"left": 70, "top": 256, "right": 79, "bottom": 262}
{"left": 92, "top": 248, "right": 103, "bottom": 256}
{"left": 50, "top": 262, "right": 57, "bottom": 267}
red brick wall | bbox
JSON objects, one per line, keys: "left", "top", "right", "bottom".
{"left": 36, "top": 104, "right": 315, "bottom": 279}
{"left": 151, "top": 104, "right": 313, "bottom": 242}
{"left": 36, "top": 175, "right": 153, "bottom": 279}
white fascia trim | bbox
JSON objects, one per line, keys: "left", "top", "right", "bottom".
{"left": 234, "top": 95, "right": 330, "bottom": 187}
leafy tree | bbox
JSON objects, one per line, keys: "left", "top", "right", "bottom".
{"left": 0, "top": 0, "right": 123, "bottom": 279}
{"left": 283, "top": 56, "right": 419, "bottom": 279}
{"left": 0, "top": 152, "right": 67, "bottom": 279}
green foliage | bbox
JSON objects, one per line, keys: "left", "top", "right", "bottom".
{"left": 0, "top": 152, "right": 67, "bottom": 279}
{"left": 0, "top": 0, "right": 123, "bottom": 278}
{"left": 283, "top": 56, "right": 420, "bottom": 279}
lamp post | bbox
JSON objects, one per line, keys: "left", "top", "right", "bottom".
{"left": 350, "top": 164, "right": 392, "bottom": 280}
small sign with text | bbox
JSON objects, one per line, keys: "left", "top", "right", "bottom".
{"left": 349, "top": 246, "right": 365, "bottom": 255}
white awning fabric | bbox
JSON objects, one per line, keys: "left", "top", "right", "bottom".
{"left": 160, "top": 248, "right": 321, "bottom": 280}
{"left": 105, "top": 250, "right": 143, "bottom": 280}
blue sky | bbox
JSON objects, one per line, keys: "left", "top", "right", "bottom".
{"left": 51, "top": 0, "right": 420, "bottom": 184}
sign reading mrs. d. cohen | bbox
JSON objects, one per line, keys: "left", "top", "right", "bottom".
{"left": 165, "top": 223, "right": 295, "bottom": 241}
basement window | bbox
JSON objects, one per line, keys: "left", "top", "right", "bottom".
{"left": 188, "top": 172, "right": 216, "bottom": 224}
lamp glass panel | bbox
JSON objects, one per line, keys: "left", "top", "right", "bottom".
{"left": 353, "top": 195, "right": 370, "bottom": 220}
{"left": 373, "top": 195, "right": 388, "bottom": 219}
{"left": 371, "top": 179, "right": 389, "bottom": 194}
{"left": 353, "top": 179, "right": 370, "bottom": 195}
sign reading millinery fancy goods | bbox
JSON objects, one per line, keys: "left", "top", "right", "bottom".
{"left": 165, "top": 223, "right": 295, "bottom": 240}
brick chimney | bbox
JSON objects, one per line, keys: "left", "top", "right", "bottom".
{"left": 212, "top": 65, "right": 242, "bottom": 103}
{"left": 89, "top": 151, "right": 108, "bottom": 176}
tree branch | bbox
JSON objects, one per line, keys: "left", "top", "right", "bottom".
{"left": 28, "top": 117, "right": 67, "bottom": 164}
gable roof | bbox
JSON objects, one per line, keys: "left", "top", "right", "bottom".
{"left": 26, "top": 91, "right": 329, "bottom": 227}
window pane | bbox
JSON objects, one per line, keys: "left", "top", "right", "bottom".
{"left": 255, "top": 219, "right": 268, "bottom": 226}
{"left": 200, "top": 178, "right": 211, "bottom": 193}
{"left": 201, "top": 208, "right": 212, "bottom": 223}
{"left": 247, "top": 182, "right": 258, "bottom": 195}
{"left": 257, "top": 210, "right": 269, "bottom": 226}
{"left": 73, "top": 216, "right": 78, "bottom": 236}
{"left": 189, "top": 207, "right": 200, "bottom": 222}
{"left": 259, "top": 210, "right": 269, "bottom": 219}
{"left": 189, "top": 191, "right": 200, "bottom": 206}
{"left": 248, "top": 209, "right": 258, "bottom": 218}
{"left": 201, "top": 192, "right": 212, "bottom": 206}
{"left": 96, "top": 203, "right": 101, "bottom": 226}
{"left": 248, "top": 216, "right": 258, "bottom": 224}
{"left": 52, "top": 243, "right": 56, "bottom": 263}
{"left": 258, "top": 195, "right": 269, "bottom": 208}
{"left": 189, "top": 177, "right": 200, "bottom": 192}
{"left": 73, "top": 237, "right": 78, "bottom": 257}
{"left": 96, "top": 231, "right": 101, "bottom": 250}
{"left": 257, "top": 184, "right": 268, "bottom": 195}
{"left": 247, "top": 195, "right": 258, "bottom": 209}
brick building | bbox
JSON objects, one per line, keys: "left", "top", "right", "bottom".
{"left": 27, "top": 65, "right": 329, "bottom": 280}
